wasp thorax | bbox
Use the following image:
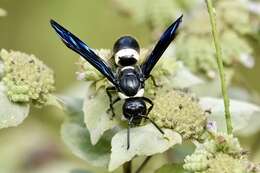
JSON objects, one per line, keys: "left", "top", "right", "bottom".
{"left": 118, "top": 67, "right": 142, "bottom": 97}
{"left": 113, "top": 36, "right": 140, "bottom": 66}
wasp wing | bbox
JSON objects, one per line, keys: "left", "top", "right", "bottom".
{"left": 50, "top": 19, "right": 118, "bottom": 86}
{"left": 141, "top": 15, "right": 183, "bottom": 79}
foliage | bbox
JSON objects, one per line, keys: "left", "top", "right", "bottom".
{"left": 0, "top": 49, "right": 55, "bottom": 106}
{"left": 1, "top": 0, "right": 260, "bottom": 173}
{"left": 199, "top": 97, "right": 260, "bottom": 134}
{"left": 0, "top": 49, "right": 59, "bottom": 129}
{"left": 0, "top": 82, "right": 30, "bottom": 129}
{"left": 113, "top": 0, "right": 197, "bottom": 31}
{"left": 109, "top": 124, "right": 182, "bottom": 171}
{"left": 61, "top": 104, "right": 111, "bottom": 167}
{"left": 184, "top": 132, "right": 260, "bottom": 173}
{"left": 114, "top": 0, "right": 260, "bottom": 79}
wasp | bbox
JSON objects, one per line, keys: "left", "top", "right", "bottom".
{"left": 50, "top": 15, "right": 182, "bottom": 149}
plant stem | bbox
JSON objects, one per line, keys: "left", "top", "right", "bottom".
{"left": 123, "top": 161, "right": 132, "bottom": 173}
{"left": 135, "top": 156, "right": 152, "bottom": 173}
{"left": 205, "top": 0, "right": 233, "bottom": 134}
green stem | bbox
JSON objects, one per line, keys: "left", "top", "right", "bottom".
{"left": 123, "top": 161, "right": 132, "bottom": 173}
{"left": 135, "top": 156, "right": 152, "bottom": 173}
{"left": 205, "top": 0, "right": 233, "bottom": 134}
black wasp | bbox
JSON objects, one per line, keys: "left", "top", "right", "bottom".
{"left": 50, "top": 15, "right": 182, "bottom": 149}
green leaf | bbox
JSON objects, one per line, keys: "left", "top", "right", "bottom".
{"left": 83, "top": 85, "right": 121, "bottom": 145}
{"left": 191, "top": 77, "right": 221, "bottom": 97}
{"left": 0, "top": 82, "right": 30, "bottom": 129}
{"left": 169, "top": 141, "right": 195, "bottom": 163}
{"left": 199, "top": 97, "right": 260, "bottom": 134}
{"left": 168, "top": 62, "right": 204, "bottom": 89}
{"left": 62, "top": 82, "right": 88, "bottom": 99}
{"left": 155, "top": 164, "right": 188, "bottom": 173}
{"left": 109, "top": 124, "right": 182, "bottom": 171}
{"left": 57, "top": 96, "right": 83, "bottom": 115}
{"left": 61, "top": 109, "right": 111, "bottom": 167}
{"left": 45, "top": 94, "right": 63, "bottom": 110}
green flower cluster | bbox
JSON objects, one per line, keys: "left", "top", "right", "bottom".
{"left": 0, "top": 49, "right": 55, "bottom": 106}
{"left": 113, "top": 0, "right": 197, "bottom": 31}
{"left": 175, "top": 0, "right": 256, "bottom": 78}
{"left": 175, "top": 30, "right": 252, "bottom": 78}
{"left": 216, "top": 0, "right": 256, "bottom": 35}
{"left": 76, "top": 49, "right": 116, "bottom": 91}
{"left": 184, "top": 133, "right": 259, "bottom": 173}
{"left": 76, "top": 49, "right": 114, "bottom": 82}
{"left": 112, "top": 0, "right": 258, "bottom": 78}
{"left": 149, "top": 89, "right": 207, "bottom": 140}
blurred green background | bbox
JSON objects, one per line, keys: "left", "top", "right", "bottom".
{"left": 0, "top": 0, "right": 259, "bottom": 173}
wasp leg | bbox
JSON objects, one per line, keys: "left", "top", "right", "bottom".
{"left": 138, "top": 115, "right": 164, "bottom": 135}
{"left": 142, "top": 97, "right": 154, "bottom": 115}
{"left": 106, "top": 97, "right": 120, "bottom": 119}
{"left": 150, "top": 75, "right": 162, "bottom": 88}
{"left": 127, "top": 117, "right": 134, "bottom": 150}
{"left": 106, "top": 86, "right": 117, "bottom": 117}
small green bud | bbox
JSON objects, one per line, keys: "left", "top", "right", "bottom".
{"left": 149, "top": 89, "right": 207, "bottom": 140}
{"left": 0, "top": 49, "right": 55, "bottom": 106}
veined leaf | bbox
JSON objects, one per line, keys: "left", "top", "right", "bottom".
{"left": 109, "top": 124, "right": 182, "bottom": 171}
{"left": 83, "top": 85, "right": 121, "bottom": 145}
{"left": 199, "top": 97, "right": 260, "bottom": 134}
{"left": 168, "top": 62, "right": 204, "bottom": 89}
{"left": 61, "top": 106, "right": 111, "bottom": 167}
{"left": 0, "top": 82, "right": 30, "bottom": 129}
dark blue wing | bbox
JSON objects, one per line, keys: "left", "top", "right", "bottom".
{"left": 141, "top": 15, "right": 183, "bottom": 78}
{"left": 50, "top": 19, "right": 118, "bottom": 87}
